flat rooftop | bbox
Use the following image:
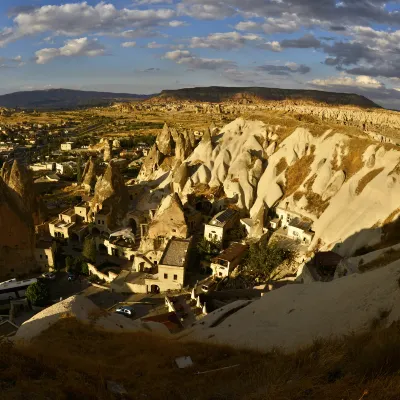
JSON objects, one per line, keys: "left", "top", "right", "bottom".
{"left": 208, "top": 209, "right": 238, "bottom": 227}
{"left": 60, "top": 208, "right": 75, "bottom": 217}
{"left": 159, "top": 238, "right": 191, "bottom": 267}
{"left": 213, "top": 242, "right": 248, "bottom": 263}
{"left": 289, "top": 217, "right": 312, "bottom": 231}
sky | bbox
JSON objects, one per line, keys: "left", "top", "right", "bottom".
{"left": 0, "top": 1, "right": 400, "bottom": 108}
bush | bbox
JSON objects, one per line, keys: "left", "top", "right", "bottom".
{"left": 26, "top": 281, "right": 50, "bottom": 307}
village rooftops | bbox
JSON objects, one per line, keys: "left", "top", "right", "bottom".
{"left": 159, "top": 238, "right": 191, "bottom": 267}
{"left": 208, "top": 209, "right": 238, "bottom": 227}
{"left": 61, "top": 208, "right": 76, "bottom": 217}
{"left": 212, "top": 242, "right": 248, "bottom": 263}
{"left": 289, "top": 217, "right": 312, "bottom": 231}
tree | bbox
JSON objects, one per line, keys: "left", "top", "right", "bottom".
{"left": 81, "top": 262, "right": 89, "bottom": 276}
{"left": 196, "top": 238, "right": 221, "bottom": 262}
{"left": 82, "top": 236, "right": 97, "bottom": 263}
{"left": 241, "top": 242, "right": 296, "bottom": 283}
{"left": 26, "top": 281, "right": 50, "bottom": 306}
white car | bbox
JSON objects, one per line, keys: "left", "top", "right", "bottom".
{"left": 115, "top": 306, "right": 135, "bottom": 317}
{"left": 42, "top": 272, "right": 56, "bottom": 280}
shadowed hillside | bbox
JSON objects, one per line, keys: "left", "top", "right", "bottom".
{"left": 4, "top": 317, "right": 400, "bottom": 399}
{"left": 155, "top": 86, "right": 381, "bottom": 108}
{"left": 0, "top": 89, "right": 155, "bottom": 110}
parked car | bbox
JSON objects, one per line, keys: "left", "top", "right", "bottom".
{"left": 115, "top": 306, "right": 135, "bottom": 317}
{"left": 68, "top": 272, "right": 77, "bottom": 281}
{"left": 42, "top": 272, "right": 56, "bottom": 280}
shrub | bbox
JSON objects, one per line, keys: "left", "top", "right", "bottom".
{"left": 26, "top": 281, "right": 50, "bottom": 307}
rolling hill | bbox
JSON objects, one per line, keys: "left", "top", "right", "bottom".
{"left": 0, "top": 88, "right": 154, "bottom": 110}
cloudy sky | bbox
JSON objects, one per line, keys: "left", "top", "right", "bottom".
{"left": 0, "top": 1, "right": 400, "bottom": 108}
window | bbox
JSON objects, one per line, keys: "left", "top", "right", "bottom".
{"left": 39, "top": 254, "right": 43, "bottom": 259}
{"left": 164, "top": 273, "right": 168, "bottom": 279}
{"left": 102, "top": 221, "right": 104, "bottom": 225}
{"left": 209, "top": 233, "right": 212, "bottom": 239}
{"left": 98, "top": 220, "right": 101, "bottom": 224}
{"left": 173, "top": 274, "right": 178, "bottom": 281}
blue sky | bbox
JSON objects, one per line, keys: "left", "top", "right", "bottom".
{"left": 0, "top": 1, "right": 400, "bottom": 108}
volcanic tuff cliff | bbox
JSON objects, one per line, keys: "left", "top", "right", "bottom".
{"left": 90, "top": 162, "right": 129, "bottom": 229}
{"left": 139, "top": 117, "right": 400, "bottom": 256}
{"left": 154, "top": 87, "right": 380, "bottom": 108}
{"left": 0, "top": 176, "right": 35, "bottom": 278}
{"left": 1, "top": 160, "right": 47, "bottom": 225}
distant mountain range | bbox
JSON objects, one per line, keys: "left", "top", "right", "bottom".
{"left": 156, "top": 86, "right": 381, "bottom": 108}
{"left": 0, "top": 86, "right": 382, "bottom": 110}
{"left": 0, "top": 89, "right": 153, "bottom": 110}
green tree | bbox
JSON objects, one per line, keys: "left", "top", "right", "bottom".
{"left": 26, "top": 281, "right": 50, "bottom": 306}
{"left": 81, "top": 262, "right": 89, "bottom": 276}
{"left": 82, "top": 236, "right": 97, "bottom": 263}
{"left": 241, "top": 242, "right": 296, "bottom": 283}
{"left": 196, "top": 238, "right": 221, "bottom": 262}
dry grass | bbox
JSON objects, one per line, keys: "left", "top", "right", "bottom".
{"left": 359, "top": 248, "right": 400, "bottom": 272}
{"left": 275, "top": 157, "right": 288, "bottom": 176}
{"left": 355, "top": 168, "right": 385, "bottom": 195}
{"left": 339, "top": 138, "right": 372, "bottom": 180}
{"left": 283, "top": 152, "right": 315, "bottom": 198}
{"left": 5, "top": 318, "right": 400, "bottom": 399}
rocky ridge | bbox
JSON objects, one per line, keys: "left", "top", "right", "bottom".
{"left": 0, "top": 175, "right": 36, "bottom": 277}
{"left": 90, "top": 162, "right": 130, "bottom": 229}
{"left": 139, "top": 117, "right": 400, "bottom": 256}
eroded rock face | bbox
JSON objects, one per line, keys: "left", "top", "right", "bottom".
{"left": 91, "top": 163, "right": 129, "bottom": 228}
{"left": 0, "top": 177, "right": 36, "bottom": 278}
{"left": 2, "top": 160, "right": 46, "bottom": 225}
{"left": 81, "top": 157, "right": 98, "bottom": 193}
{"left": 147, "top": 193, "right": 188, "bottom": 239}
{"left": 138, "top": 123, "right": 197, "bottom": 182}
{"left": 103, "top": 140, "right": 112, "bottom": 162}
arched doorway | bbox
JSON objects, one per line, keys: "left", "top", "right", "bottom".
{"left": 150, "top": 285, "right": 160, "bottom": 294}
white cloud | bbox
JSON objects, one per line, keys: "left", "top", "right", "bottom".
{"left": 310, "top": 75, "right": 384, "bottom": 89}
{"left": 258, "top": 41, "right": 282, "bottom": 52}
{"left": 35, "top": 37, "right": 105, "bottom": 64}
{"left": 177, "top": 3, "right": 234, "bottom": 20}
{"left": 163, "top": 50, "right": 236, "bottom": 70}
{"left": 121, "top": 41, "right": 137, "bottom": 48}
{"left": 189, "top": 31, "right": 261, "bottom": 50}
{"left": 168, "top": 20, "right": 188, "bottom": 27}
{"left": 3, "top": 2, "right": 176, "bottom": 44}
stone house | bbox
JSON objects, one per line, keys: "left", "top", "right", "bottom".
{"left": 35, "top": 240, "right": 57, "bottom": 269}
{"left": 60, "top": 142, "right": 74, "bottom": 151}
{"left": 145, "top": 238, "right": 192, "bottom": 293}
{"left": 287, "top": 218, "right": 314, "bottom": 245}
{"left": 49, "top": 206, "right": 89, "bottom": 242}
{"left": 211, "top": 242, "right": 248, "bottom": 278}
{"left": 204, "top": 208, "right": 239, "bottom": 244}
